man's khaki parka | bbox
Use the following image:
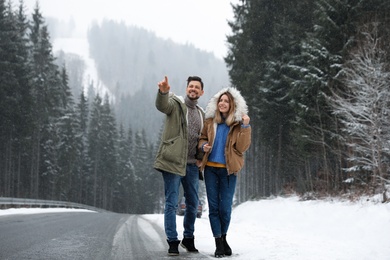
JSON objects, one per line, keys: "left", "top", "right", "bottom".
{"left": 154, "top": 91, "right": 204, "bottom": 176}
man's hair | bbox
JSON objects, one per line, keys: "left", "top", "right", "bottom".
{"left": 187, "top": 76, "right": 204, "bottom": 90}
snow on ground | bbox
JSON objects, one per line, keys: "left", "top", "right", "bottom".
{"left": 1, "top": 196, "right": 389, "bottom": 260}
{"left": 0, "top": 207, "right": 95, "bottom": 216}
{"left": 144, "top": 196, "right": 390, "bottom": 260}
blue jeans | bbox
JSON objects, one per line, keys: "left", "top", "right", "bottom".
{"left": 204, "top": 166, "right": 237, "bottom": 238}
{"left": 162, "top": 163, "right": 199, "bottom": 242}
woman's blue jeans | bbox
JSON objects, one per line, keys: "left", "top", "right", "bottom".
{"left": 204, "top": 166, "right": 237, "bottom": 238}
{"left": 162, "top": 163, "right": 199, "bottom": 242}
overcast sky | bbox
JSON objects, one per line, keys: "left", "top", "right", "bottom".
{"left": 22, "top": 0, "right": 239, "bottom": 58}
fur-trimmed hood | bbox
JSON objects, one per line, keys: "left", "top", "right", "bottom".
{"left": 204, "top": 87, "right": 248, "bottom": 122}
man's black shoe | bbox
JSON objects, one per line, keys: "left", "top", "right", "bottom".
{"left": 181, "top": 237, "right": 199, "bottom": 253}
{"left": 167, "top": 240, "right": 180, "bottom": 256}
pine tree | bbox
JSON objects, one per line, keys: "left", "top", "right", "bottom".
{"left": 88, "top": 94, "right": 103, "bottom": 207}
{"left": 56, "top": 67, "right": 78, "bottom": 201}
{"left": 75, "top": 91, "right": 90, "bottom": 204}
{"left": 28, "top": 3, "right": 63, "bottom": 199}
{"left": 0, "top": 0, "right": 19, "bottom": 196}
{"left": 133, "top": 129, "right": 152, "bottom": 213}
{"left": 14, "top": 0, "right": 34, "bottom": 198}
{"left": 100, "top": 94, "right": 118, "bottom": 210}
{"left": 115, "top": 124, "right": 136, "bottom": 213}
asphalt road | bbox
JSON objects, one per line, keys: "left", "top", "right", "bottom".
{"left": 0, "top": 211, "right": 212, "bottom": 260}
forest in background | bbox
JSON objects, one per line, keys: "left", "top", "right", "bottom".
{"left": 227, "top": 0, "right": 390, "bottom": 202}
{"left": 1, "top": 0, "right": 390, "bottom": 214}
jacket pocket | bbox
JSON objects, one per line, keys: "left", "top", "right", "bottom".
{"left": 161, "top": 135, "right": 185, "bottom": 164}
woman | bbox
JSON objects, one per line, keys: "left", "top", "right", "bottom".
{"left": 198, "top": 87, "right": 251, "bottom": 258}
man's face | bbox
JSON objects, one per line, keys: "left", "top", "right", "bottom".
{"left": 186, "top": 80, "right": 204, "bottom": 100}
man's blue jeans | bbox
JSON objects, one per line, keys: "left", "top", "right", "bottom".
{"left": 204, "top": 166, "right": 237, "bottom": 238}
{"left": 162, "top": 163, "right": 199, "bottom": 242}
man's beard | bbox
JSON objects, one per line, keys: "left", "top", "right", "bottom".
{"left": 187, "top": 95, "right": 199, "bottom": 101}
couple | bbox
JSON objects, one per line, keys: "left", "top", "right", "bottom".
{"left": 154, "top": 76, "right": 251, "bottom": 258}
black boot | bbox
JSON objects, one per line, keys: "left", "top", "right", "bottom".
{"left": 214, "top": 237, "right": 225, "bottom": 258}
{"left": 181, "top": 237, "right": 199, "bottom": 252}
{"left": 167, "top": 240, "right": 180, "bottom": 256}
{"left": 222, "top": 234, "right": 232, "bottom": 256}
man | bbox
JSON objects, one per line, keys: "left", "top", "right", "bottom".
{"left": 154, "top": 75, "right": 205, "bottom": 256}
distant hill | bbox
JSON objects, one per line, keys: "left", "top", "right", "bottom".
{"left": 86, "top": 20, "right": 230, "bottom": 142}
{"left": 52, "top": 18, "right": 230, "bottom": 143}
{"left": 87, "top": 19, "right": 229, "bottom": 98}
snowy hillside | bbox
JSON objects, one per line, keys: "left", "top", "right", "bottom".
{"left": 53, "top": 38, "right": 112, "bottom": 97}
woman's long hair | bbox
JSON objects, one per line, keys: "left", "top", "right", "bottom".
{"left": 214, "top": 91, "right": 236, "bottom": 126}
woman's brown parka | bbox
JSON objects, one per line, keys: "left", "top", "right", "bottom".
{"left": 198, "top": 87, "right": 251, "bottom": 175}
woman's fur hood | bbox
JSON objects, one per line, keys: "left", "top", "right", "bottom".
{"left": 205, "top": 87, "right": 248, "bottom": 122}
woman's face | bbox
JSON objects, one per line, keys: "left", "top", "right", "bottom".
{"left": 218, "top": 94, "right": 230, "bottom": 116}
